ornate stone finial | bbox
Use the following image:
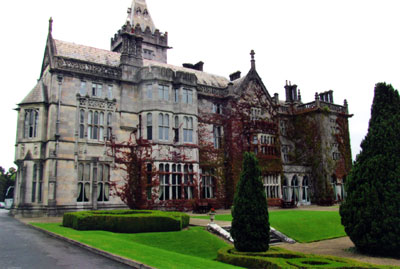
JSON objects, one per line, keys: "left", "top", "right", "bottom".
{"left": 315, "top": 92, "right": 319, "bottom": 100}
{"left": 298, "top": 89, "right": 302, "bottom": 101}
{"left": 344, "top": 99, "right": 348, "bottom": 107}
{"left": 49, "top": 17, "right": 53, "bottom": 33}
{"left": 250, "top": 50, "right": 256, "bottom": 69}
{"left": 126, "top": 8, "right": 132, "bottom": 24}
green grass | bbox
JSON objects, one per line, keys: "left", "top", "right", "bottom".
{"left": 32, "top": 223, "right": 241, "bottom": 269}
{"left": 193, "top": 210, "right": 346, "bottom": 243}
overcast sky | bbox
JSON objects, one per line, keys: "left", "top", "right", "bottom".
{"left": 1, "top": 0, "right": 400, "bottom": 169}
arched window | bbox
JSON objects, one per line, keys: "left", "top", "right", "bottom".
{"left": 302, "top": 176, "right": 310, "bottom": 202}
{"left": 97, "top": 164, "right": 110, "bottom": 202}
{"left": 291, "top": 175, "right": 299, "bottom": 202}
{"left": 146, "top": 113, "right": 152, "bottom": 140}
{"left": 24, "top": 109, "right": 39, "bottom": 138}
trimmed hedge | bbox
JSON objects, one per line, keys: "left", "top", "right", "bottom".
{"left": 63, "top": 209, "right": 190, "bottom": 233}
{"left": 217, "top": 246, "right": 386, "bottom": 268}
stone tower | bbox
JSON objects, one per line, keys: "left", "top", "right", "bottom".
{"left": 111, "top": 0, "right": 170, "bottom": 63}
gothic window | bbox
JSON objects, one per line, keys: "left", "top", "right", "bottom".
{"left": 174, "top": 116, "right": 179, "bottom": 143}
{"left": 201, "top": 169, "right": 215, "bottom": 199}
{"left": 332, "top": 152, "right": 341, "bottom": 160}
{"left": 146, "top": 163, "right": 152, "bottom": 200}
{"left": 158, "top": 85, "right": 169, "bottom": 101}
{"left": 158, "top": 113, "right": 169, "bottom": 141}
{"left": 146, "top": 84, "right": 153, "bottom": 99}
{"left": 171, "top": 164, "right": 182, "bottom": 199}
{"left": 184, "top": 164, "right": 194, "bottom": 199}
{"left": 183, "top": 117, "right": 193, "bottom": 143}
{"left": 97, "top": 164, "right": 110, "bottom": 202}
{"left": 291, "top": 175, "right": 299, "bottom": 202}
{"left": 107, "top": 113, "right": 112, "bottom": 139}
{"left": 92, "top": 83, "right": 102, "bottom": 97}
{"left": 80, "top": 81, "right": 86, "bottom": 95}
{"left": 87, "top": 111, "right": 105, "bottom": 140}
{"left": 143, "top": 49, "right": 154, "bottom": 60}
{"left": 183, "top": 88, "right": 193, "bottom": 104}
{"left": 302, "top": 176, "right": 310, "bottom": 202}
{"left": 107, "top": 85, "right": 113, "bottom": 99}
{"left": 213, "top": 126, "right": 222, "bottom": 149}
{"left": 159, "top": 164, "right": 170, "bottom": 201}
{"left": 32, "top": 164, "right": 37, "bottom": 202}
{"left": 212, "top": 103, "right": 222, "bottom": 114}
{"left": 38, "top": 163, "right": 43, "bottom": 202}
{"left": 147, "top": 113, "right": 153, "bottom": 140}
{"left": 79, "top": 110, "right": 85, "bottom": 139}
{"left": 250, "top": 107, "right": 261, "bottom": 121}
{"left": 143, "top": 8, "right": 148, "bottom": 16}
{"left": 263, "top": 174, "right": 279, "bottom": 199}
{"left": 77, "top": 163, "right": 90, "bottom": 202}
{"left": 24, "top": 109, "right": 39, "bottom": 138}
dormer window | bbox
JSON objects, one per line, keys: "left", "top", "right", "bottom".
{"left": 250, "top": 107, "right": 261, "bottom": 121}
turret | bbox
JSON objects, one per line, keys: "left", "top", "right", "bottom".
{"left": 111, "top": 0, "right": 170, "bottom": 63}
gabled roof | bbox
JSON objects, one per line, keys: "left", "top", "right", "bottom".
{"left": 54, "top": 39, "right": 120, "bottom": 67}
{"left": 20, "top": 82, "right": 48, "bottom": 105}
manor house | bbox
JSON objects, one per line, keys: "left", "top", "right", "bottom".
{"left": 13, "top": 0, "right": 352, "bottom": 216}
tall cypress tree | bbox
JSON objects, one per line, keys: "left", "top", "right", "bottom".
{"left": 231, "top": 152, "right": 270, "bottom": 252}
{"left": 340, "top": 82, "right": 400, "bottom": 257}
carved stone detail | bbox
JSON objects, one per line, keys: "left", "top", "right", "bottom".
{"left": 197, "top": 86, "right": 226, "bottom": 97}
{"left": 55, "top": 57, "right": 122, "bottom": 79}
{"left": 78, "top": 97, "right": 116, "bottom": 110}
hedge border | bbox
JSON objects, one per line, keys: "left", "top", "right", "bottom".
{"left": 217, "top": 246, "right": 387, "bottom": 269}
{"left": 63, "top": 209, "right": 190, "bottom": 233}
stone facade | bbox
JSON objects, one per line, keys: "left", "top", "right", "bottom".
{"left": 12, "top": 0, "right": 352, "bottom": 216}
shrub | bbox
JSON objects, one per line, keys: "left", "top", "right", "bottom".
{"left": 340, "top": 83, "right": 400, "bottom": 257}
{"left": 230, "top": 152, "right": 270, "bottom": 252}
{"left": 217, "top": 246, "right": 384, "bottom": 268}
{"left": 63, "top": 210, "right": 189, "bottom": 233}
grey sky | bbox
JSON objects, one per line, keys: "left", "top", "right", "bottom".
{"left": 1, "top": 0, "right": 400, "bottom": 169}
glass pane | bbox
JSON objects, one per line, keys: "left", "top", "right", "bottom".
{"left": 108, "top": 85, "right": 113, "bottom": 99}
{"left": 98, "top": 84, "right": 102, "bottom": 97}
{"left": 94, "top": 112, "right": 99, "bottom": 125}
{"left": 158, "top": 85, "right": 163, "bottom": 100}
{"left": 105, "top": 183, "right": 110, "bottom": 201}
{"left": 104, "top": 165, "right": 110, "bottom": 182}
{"left": 107, "top": 113, "right": 112, "bottom": 125}
{"left": 147, "top": 84, "right": 152, "bottom": 99}
{"left": 80, "top": 110, "right": 85, "bottom": 123}
{"left": 158, "top": 113, "right": 163, "bottom": 125}
{"left": 97, "top": 183, "right": 103, "bottom": 201}
{"left": 100, "top": 113, "right": 104, "bottom": 125}
{"left": 147, "top": 113, "right": 152, "bottom": 126}
{"left": 99, "top": 164, "right": 103, "bottom": 182}
{"left": 88, "top": 111, "right": 93, "bottom": 124}
{"left": 84, "top": 164, "right": 90, "bottom": 181}
{"left": 78, "top": 164, "right": 83, "bottom": 181}
{"left": 99, "top": 127, "right": 104, "bottom": 140}
{"left": 84, "top": 183, "right": 90, "bottom": 202}
{"left": 77, "top": 183, "right": 83, "bottom": 202}
{"left": 164, "top": 86, "right": 169, "bottom": 100}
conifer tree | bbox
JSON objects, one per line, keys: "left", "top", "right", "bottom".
{"left": 231, "top": 152, "right": 270, "bottom": 252}
{"left": 340, "top": 82, "right": 400, "bottom": 257}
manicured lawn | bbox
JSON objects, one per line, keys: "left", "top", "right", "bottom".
{"left": 193, "top": 210, "right": 346, "bottom": 243}
{"left": 32, "top": 223, "right": 240, "bottom": 269}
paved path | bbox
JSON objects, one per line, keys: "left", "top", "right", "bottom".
{"left": 0, "top": 209, "right": 132, "bottom": 269}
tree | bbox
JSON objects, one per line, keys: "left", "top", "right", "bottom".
{"left": 230, "top": 152, "right": 270, "bottom": 252}
{"left": 340, "top": 82, "right": 400, "bottom": 257}
{"left": 0, "top": 167, "right": 16, "bottom": 201}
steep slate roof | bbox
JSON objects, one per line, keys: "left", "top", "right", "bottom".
{"left": 143, "top": 59, "right": 229, "bottom": 88}
{"left": 52, "top": 39, "right": 229, "bottom": 88}
{"left": 54, "top": 39, "right": 120, "bottom": 66}
{"left": 20, "top": 82, "right": 48, "bottom": 105}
